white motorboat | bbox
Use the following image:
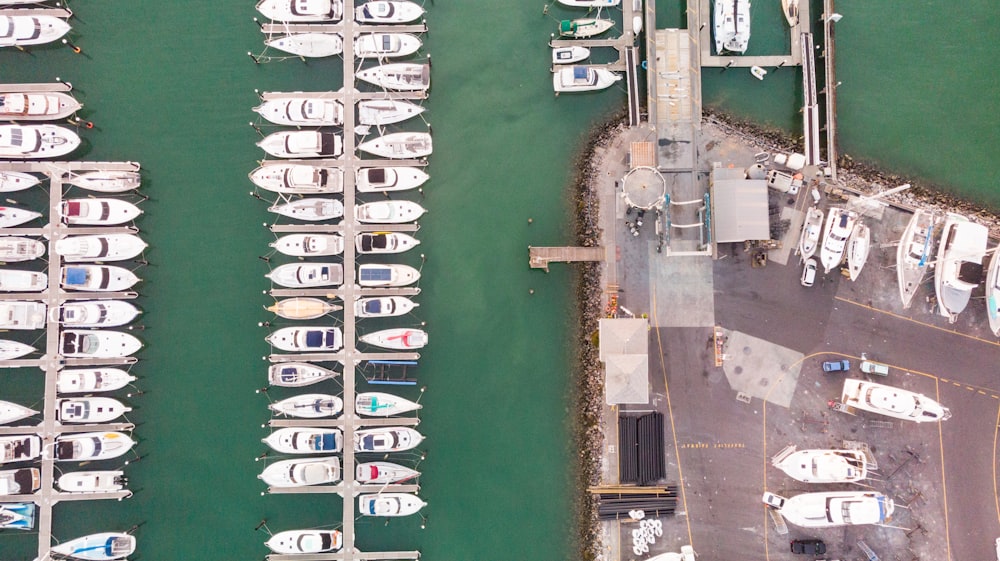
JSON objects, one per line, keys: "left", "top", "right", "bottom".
{"left": 553, "top": 66, "right": 622, "bottom": 93}
{"left": 256, "top": 0, "right": 343, "bottom": 22}
{"left": 986, "top": 245, "right": 1000, "bottom": 337}
{"left": 61, "top": 265, "right": 140, "bottom": 292}
{"left": 269, "top": 198, "right": 344, "bottom": 222}
{"left": 841, "top": 378, "right": 951, "bottom": 422}
{"left": 0, "top": 340, "right": 34, "bottom": 359}
{"left": 0, "top": 206, "right": 41, "bottom": 227}
{"left": 897, "top": 209, "right": 939, "bottom": 309}
{"left": 355, "top": 1, "right": 424, "bottom": 23}
{"left": 354, "top": 200, "right": 426, "bottom": 223}
{"left": 0, "top": 467, "right": 39, "bottom": 494}
{"left": 358, "top": 263, "right": 420, "bottom": 287}
{"left": 359, "top": 492, "right": 426, "bottom": 517}
{"left": 552, "top": 45, "right": 590, "bottom": 65}
{"left": 59, "top": 329, "right": 143, "bottom": 358}
{"left": 0, "top": 301, "right": 46, "bottom": 329}
{"left": 358, "top": 132, "right": 432, "bottom": 159}
{"left": 263, "top": 427, "right": 343, "bottom": 454}
{"left": 819, "top": 207, "right": 857, "bottom": 274}
{"left": 269, "top": 394, "right": 343, "bottom": 418}
{"left": 771, "top": 445, "right": 867, "bottom": 483}
{"left": 56, "top": 470, "right": 126, "bottom": 494}
{"left": 253, "top": 95, "right": 344, "bottom": 127}
{"left": 0, "top": 124, "right": 80, "bottom": 159}
{"left": 60, "top": 198, "right": 143, "bottom": 226}
{"left": 268, "top": 362, "right": 339, "bottom": 387}
{"left": 782, "top": 0, "right": 799, "bottom": 26}
{"left": 267, "top": 529, "right": 342, "bottom": 554}
{"left": 250, "top": 164, "right": 344, "bottom": 194}
{"left": 354, "top": 426, "right": 423, "bottom": 452}
{"left": 767, "top": 491, "right": 892, "bottom": 528}
{"left": 0, "top": 171, "right": 39, "bottom": 192}
{"left": 267, "top": 326, "right": 343, "bottom": 352}
{"left": 267, "top": 297, "right": 341, "bottom": 320}
{"left": 558, "top": 0, "right": 620, "bottom": 5}
{"left": 360, "top": 328, "right": 427, "bottom": 350}
{"left": 51, "top": 532, "right": 136, "bottom": 561}
{"left": 56, "top": 368, "right": 135, "bottom": 394}
{"left": 797, "top": 207, "right": 823, "bottom": 260}
{"left": 266, "top": 263, "right": 343, "bottom": 288}
{"left": 53, "top": 431, "right": 135, "bottom": 462}
{"left": 0, "top": 435, "right": 40, "bottom": 464}
{"left": 0, "top": 91, "right": 81, "bottom": 121}
{"left": 0, "top": 15, "right": 71, "bottom": 47}
{"left": 270, "top": 234, "right": 344, "bottom": 257}
{"left": 258, "top": 456, "right": 340, "bottom": 487}
{"left": 355, "top": 296, "right": 417, "bottom": 318}
{"left": 934, "top": 213, "right": 988, "bottom": 323}
{"left": 266, "top": 33, "right": 344, "bottom": 58}
{"left": 846, "top": 222, "right": 870, "bottom": 281}
{"left": 0, "top": 502, "right": 35, "bottom": 530}
{"left": 51, "top": 300, "right": 141, "bottom": 328}
{"left": 56, "top": 397, "right": 131, "bottom": 424}
{"left": 0, "top": 400, "right": 36, "bottom": 425}
{"left": 258, "top": 131, "right": 343, "bottom": 159}
{"left": 356, "top": 392, "right": 421, "bottom": 417}
{"left": 356, "top": 232, "right": 420, "bottom": 254}
{"left": 357, "top": 99, "right": 425, "bottom": 127}
{"left": 354, "top": 32, "right": 421, "bottom": 59}
{"left": 356, "top": 63, "right": 430, "bottom": 92}
{"left": 356, "top": 461, "right": 419, "bottom": 484}
{"left": 0, "top": 236, "right": 44, "bottom": 262}
{"left": 64, "top": 171, "right": 142, "bottom": 193}
{"left": 558, "top": 18, "right": 614, "bottom": 38}
{"left": 356, "top": 166, "right": 428, "bottom": 192}
{"left": 0, "top": 269, "right": 46, "bottom": 292}
{"left": 55, "top": 234, "right": 147, "bottom": 263}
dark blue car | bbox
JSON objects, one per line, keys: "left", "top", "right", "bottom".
{"left": 822, "top": 359, "right": 850, "bottom": 372}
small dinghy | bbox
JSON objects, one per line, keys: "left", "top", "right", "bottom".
{"left": 354, "top": 200, "right": 426, "bottom": 223}
{"left": 356, "top": 63, "right": 430, "bottom": 92}
{"left": 269, "top": 394, "right": 343, "bottom": 418}
{"left": 56, "top": 470, "right": 127, "bottom": 494}
{"left": 258, "top": 456, "right": 340, "bottom": 487}
{"left": 0, "top": 171, "right": 39, "bottom": 193}
{"left": 266, "top": 33, "right": 344, "bottom": 58}
{"left": 0, "top": 301, "right": 46, "bottom": 329}
{"left": 57, "top": 397, "right": 131, "bottom": 424}
{"left": 267, "top": 326, "right": 343, "bottom": 352}
{"left": 61, "top": 265, "right": 140, "bottom": 292}
{"left": 266, "top": 263, "right": 343, "bottom": 288}
{"left": 354, "top": 32, "right": 421, "bottom": 59}
{"left": 269, "top": 198, "right": 344, "bottom": 222}
{"left": 258, "top": 131, "right": 343, "bottom": 159}
{"left": 358, "top": 263, "right": 420, "bottom": 287}
{"left": 51, "top": 300, "right": 141, "bottom": 328}
{"left": 355, "top": 1, "right": 425, "bottom": 24}
{"left": 0, "top": 467, "right": 40, "bottom": 494}
{"left": 0, "top": 502, "right": 35, "bottom": 530}
{"left": 270, "top": 234, "right": 345, "bottom": 257}
{"left": 59, "top": 329, "right": 143, "bottom": 358}
{"left": 356, "top": 166, "right": 429, "bottom": 192}
{"left": 57, "top": 368, "right": 135, "bottom": 394}
{"left": 250, "top": 164, "right": 343, "bottom": 194}
{"left": 267, "top": 297, "right": 341, "bottom": 320}
{"left": 268, "top": 362, "right": 339, "bottom": 387}
{"left": 0, "top": 435, "right": 40, "bottom": 464}
{"left": 358, "top": 132, "right": 432, "bottom": 159}
{"left": 60, "top": 199, "right": 143, "bottom": 226}
{"left": 553, "top": 66, "right": 622, "bottom": 93}
{"left": 358, "top": 492, "right": 426, "bottom": 517}
{"left": 64, "top": 171, "right": 141, "bottom": 193}
{"left": 552, "top": 45, "right": 590, "bottom": 65}
{"left": 0, "top": 91, "right": 81, "bottom": 121}
{"left": 354, "top": 426, "right": 423, "bottom": 452}
{"left": 256, "top": 0, "right": 343, "bottom": 22}
{"left": 264, "top": 427, "right": 343, "bottom": 454}
{"left": 55, "top": 234, "right": 147, "bottom": 263}
{"left": 356, "top": 232, "right": 420, "bottom": 254}
{"left": 54, "top": 431, "right": 135, "bottom": 462}
{"left": 0, "top": 124, "right": 80, "bottom": 159}
{"left": 51, "top": 532, "right": 136, "bottom": 561}
{"left": 0, "top": 340, "right": 35, "bottom": 360}
{"left": 0, "top": 15, "right": 71, "bottom": 47}
{"left": 0, "top": 269, "right": 47, "bottom": 292}
{"left": 358, "top": 99, "right": 425, "bottom": 126}
{"left": 360, "top": 328, "right": 428, "bottom": 350}
{"left": 0, "top": 400, "right": 37, "bottom": 425}
{"left": 356, "top": 392, "right": 421, "bottom": 417}
{"left": 847, "top": 222, "right": 871, "bottom": 282}
{"left": 267, "top": 529, "right": 342, "bottom": 554}
{"left": 0, "top": 237, "right": 45, "bottom": 262}
{"left": 558, "top": 18, "right": 614, "bottom": 38}
{"left": 0, "top": 206, "right": 41, "bottom": 227}
{"left": 253, "top": 95, "right": 344, "bottom": 127}
{"left": 354, "top": 296, "right": 417, "bottom": 318}
{"left": 356, "top": 461, "right": 419, "bottom": 484}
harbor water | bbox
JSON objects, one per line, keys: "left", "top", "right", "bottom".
{"left": 1, "top": 1, "right": 996, "bottom": 560}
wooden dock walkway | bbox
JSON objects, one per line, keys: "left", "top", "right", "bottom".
{"left": 823, "top": 0, "right": 840, "bottom": 180}
{"left": 529, "top": 246, "right": 606, "bottom": 272}
{"left": 801, "top": 32, "right": 821, "bottom": 166}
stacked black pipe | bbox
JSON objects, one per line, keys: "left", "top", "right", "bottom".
{"left": 619, "top": 415, "right": 638, "bottom": 483}
{"left": 619, "top": 413, "right": 665, "bottom": 484}
{"left": 596, "top": 486, "right": 678, "bottom": 520}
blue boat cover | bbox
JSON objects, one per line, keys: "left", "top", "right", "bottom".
{"left": 573, "top": 66, "right": 588, "bottom": 80}
{"left": 363, "top": 300, "right": 382, "bottom": 314}
{"left": 361, "top": 267, "right": 392, "bottom": 281}
{"left": 305, "top": 330, "right": 323, "bottom": 348}
{"left": 311, "top": 433, "right": 337, "bottom": 451}
{"left": 65, "top": 267, "right": 87, "bottom": 286}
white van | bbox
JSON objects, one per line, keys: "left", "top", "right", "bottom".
{"left": 859, "top": 358, "right": 889, "bottom": 376}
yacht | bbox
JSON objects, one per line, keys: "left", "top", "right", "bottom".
{"left": 56, "top": 368, "right": 136, "bottom": 394}
{"left": 258, "top": 456, "right": 340, "bottom": 487}
{"left": 354, "top": 32, "right": 421, "bottom": 59}
{"left": 266, "top": 326, "right": 343, "bottom": 352}
{"left": 355, "top": 1, "right": 425, "bottom": 23}
{"left": 552, "top": 66, "right": 622, "bottom": 93}
{"left": 253, "top": 95, "right": 343, "bottom": 127}
{"left": 819, "top": 207, "right": 857, "bottom": 274}
{"left": 771, "top": 445, "right": 867, "bottom": 483}
{"left": 0, "top": 15, "right": 71, "bottom": 47}
{"left": 269, "top": 198, "right": 344, "bottom": 222}
{"left": 61, "top": 265, "right": 141, "bottom": 292}
{"left": 797, "top": 207, "right": 823, "bottom": 260}
{"left": 256, "top": 0, "right": 343, "bottom": 22}
{"left": 0, "top": 91, "right": 81, "bottom": 121}
{"left": 0, "top": 124, "right": 80, "bottom": 159}
{"left": 249, "top": 163, "right": 343, "bottom": 194}
{"left": 266, "top": 33, "right": 344, "bottom": 58}
{"left": 356, "top": 166, "right": 428, "bottom": 192}
{"left": 896, "top": 209, "right": 940, "bottom": 308}
{"left": 0, "top": 269, "right": 47, "bottom": 292}
{"left": 257, "top": 130, "right": 343, "bottom": 159}
{"left": 53, "top": 431, "right": 135, "bottom": 462}
{"left": 841, "top": 378, "right": 951, "bottom": 422}
{"left": 933, "top": 213, "right": 987, "bottom": 322}
{"left": 55, "top": 233, "right": 148, "bottom": 262}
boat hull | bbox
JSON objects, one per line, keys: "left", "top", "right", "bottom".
{"left": 358, "top": 132, "right": 432, "bottom": 159}
{"left": 56, "top": 368, "right": 135, "bottom": 394}
{"left": 267, "top": 297, "right": 341, "bottom": 320}
{"left": 358, "top": 263, "right": 420, "bottom": 287}
{"left": 846, "top": 223, "right": 870, "bottom": 281}
{"left": 61, "top": 266, "right": 140, "bottom": 292}
{"left": 269, "top": 198, "right": 344, "bottom": 221}
{"left": 267, "top": 33, "right": 344, "bottom": 57}
{"left": 354, "top": 200, "right": 426, "bottom": 223}
{"left": 65, "top": 171, "right": 141, "bottom": 193}
{"left": 250, "top": 164, "right": 344, "bottom": 194}
{"left": 268, "top": 362, "right": 339, "bottom": 387}
{"left": 0, "top": 124, "right": 80, "bottom": 159}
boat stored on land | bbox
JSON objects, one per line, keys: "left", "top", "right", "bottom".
{"left": 54, "top": 431, "right": 135, "bottom": 462}
{"left": 0, "top": 171, "right": 38, "bottom": 192}
{"left": 356, "top": 166, "right": 428, "bottom": 192}
{"left": 253, "top": 95, "right": 343, "bottom": 127}
{"left": 266, "top": 262, "right": 344, "bottom": 288}
{"left": 51, "top": 532, "right": 136, "bottom": 560}
{"left": 356, "top": 232, "right": 420, "bottom": 254}
{"left": 798, "top": 207, "right": 823, "bottom": 260}
{"left": 0, "top": 124, "right": 80, "bottom": 159}
{"left": 56, "top": 470, "right": 126, "bottom": 494}
{"left": 51, "top": 300, "right": 141, "bottom": 328}
{"left": 64, "top": 171, "right": 141, "bottom": 193}
{"left": 897, "top": 209, "right": 939, "bottom": 309}
{"left": 258, "top": 456, "right": 340, "bottom": 487}
{"left": 269, "top": 362, "right": 339, "bottom": 387}
{"left": 355, "top": 1, "right": 424, "bottom": 23}
{"left": 356, "top": 63, "right": 430, "bottom": 91}
{"left": 934, "top": 213, "right": 988, "bottom": 323}
{"left": 56, "top": 397, "right": 131, "bottom": 424}
{"left": 0, "top": 400, "right": 36, "bottom": 425}
{"left": 56, "top": 368, "right": 136, "bottom": 394}
{"left": 270, "top": 234, "right": 345, "bottom": 257}
{"left": 0, "top": 301, "right": 46, "bottom": 330}
{"left": 558, "top": 18, "right": 614, "bottom": 38}
{"left": 771, "top": 446, "right": 867, "bottom": 483}
{"left": 258, "top": 131, "right": 343, "bottom": 159}
{"left": 766, "top": 491, "right": 892, "bottom": 528}
{"left": 0, "top": 91, "right": 80, "bottom": 121}
{"left": 841, "top": 378, "right": 951, "bottom": 422}
{"left": 553, "top": 66, "right": 622, "bottom": 93}
{"left": 61, "top": 265, "right": 140, "bottom": 292}
{"left": 354, "top": 32, "right": 421, "bottom": 59}
{"left": 269, "top": 394, "right": 343, "bottom": 418}
{"left": 356, "top": 392, "right": 421, "bottom": 417}
{"left": 267, "top": 297, "right": 341, "bottom": 320}
{"left": 0, "top": 269, "right": 46, "bottom": 292}
{"left": 354, "top": 296, "right": 417, "bottom": 318}
{"left": 0, "top": 15, "right": 71, "bottom": 47}
{"left": 359, "top": 328, "right": 427, "bottom": 350}
{"left": 358, "top": 263, "right": 420, "bottom": 287}
{"left": 986, "top": 245, "right": 1000, "bottom": 336}
{"left": 60, "top": 199, "right": 142, "bottom": 226}
{"left": 0, "top": 467, "right": 39, "bottom": 494}
{"left": 0, "top": 237, "right": 44, "bottom": 262}
{"left": 358, "top": 132, "right": 432, "bottom": 159}
{"left": 256, "top": 0, "right": 343, "bottom": 22}
{"left": 846, "top": 222, "right": 870, "bottom": 281}
{"left": 55, "top": 234, "right": 147, "bottom": 263}
{"left": 264, "top": 427, "right": 343, "bottom": 454}
{"left": 358, "top": 99, "right": 425, "bottom": 126}
{"left": 359, "top": 492, "right": 426, "bottom": 516}
{"left": 265, "top": 33, "right": 344, "bottom": 58}
{"left": 354, "top": 426, "right": 423, "bottom": 452}
{"left": 269, "top": 198, "right": 344, "bottom": 221}
{"left": 354, "top": 200, "right": 426, "bottom": 223}
{"left": 267, "top": 326, "right": 343, "bottom": 352}
{"left": 59, "top": 329, "right": 143, "bottom": 358}
{"left": 250, "top": 164, "right": 343, "bottom": 194}
{"left": 819, "top": 207, "right": 857, "bottom": 274}
{"left": 0, "top": 435, "right": 40, "bottom": 464}
{"left": 267, "top": 529, "right": 342, "bottom": 554}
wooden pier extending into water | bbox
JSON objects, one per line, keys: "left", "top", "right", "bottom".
{"left": 529, "top": 246, "right": 606, "bottom": 272}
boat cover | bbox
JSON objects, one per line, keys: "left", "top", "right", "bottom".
{"left": 366, "top": 168, "right": 386, "bottom": 184}
{"left": 305, "top": 330, "right": 324, "bottom": 348}
{"left": 574, "top": 66, "right": 588, "bottom": 79}
{"left": 360, "top": 267, "right": 392, "bottom": 282}
{"left": 310, "top": 433, "right": 339, "bottom": 451}
{"left": 363, "top": 299, "right": 383, "bottom": 314}
{"left": 64, "top": 202, "right": 82, "bottom": 217}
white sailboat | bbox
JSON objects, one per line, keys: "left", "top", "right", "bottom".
{"left": 0, "top": 206, "right": 41, "bottom": 227}
{"left": 356, "top": 392, "right": 421, "bottom": 417}
{"left": 265, "top": 33, "right": 344, "bottom": 58}
{"left": 0, "top": 171, "right": 39, "bottom": 192}
{"left": 358, "top": 132, "right": 432, "bottom": 159}
{"left": 356, "top": 63, "right": 430, "bottom": 91}
{"left": 0, "top": 400, "right": 37, "bottom": 425}
{"left": 64, "top": 171, "right": 141, "bottom": 193}
{"left": 357, "top": 99, "right": 425, "bottom": 126}
{"left": 269, "top": 394, "right": 343, "bottom": 418}
{"left": 266, "top": 297, "right": 341, "bottom": 320}
{"left": 797, "top": 207, "right": 823, "bottom": 260}
{"left": 359, "top": 328, "right": 428, "bottom": 350}
{"left": 268, "top": 362, "right": 339, "bottom": 387}
{"left": 846, "top": 222, "right": 870, "bottom": 281}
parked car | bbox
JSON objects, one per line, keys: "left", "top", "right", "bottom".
{"left": 859, "top": 353, "right": 890, "bottom": 376}
{"left": 822, "top": 359, "right": 850, "bottom": 372}
{"left": 762, "top": 491, "right": 786, "bottom": 509}
{"left": 790, "top": 539, "right": 826, "bottom": 555}
{"left": 801, "top": 258, "right": 818, "bottom": 287}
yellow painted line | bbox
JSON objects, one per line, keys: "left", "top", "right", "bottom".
{"left": 835, "top": 296, "right": 1000, "bottom": 347}
{"left": 994, "top": 404, "right": 1000, "bottom": 527}
{"left": 935, "top": 378, "right": 952, "bottom": 561}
